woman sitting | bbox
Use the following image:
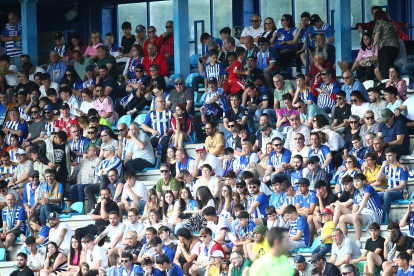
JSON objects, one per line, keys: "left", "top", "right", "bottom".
{"left": 140, "top": 189, "right": 162, "bottom": 223}
{"left": 334, "top": 115, "right": 361, "bottom": 168}
{"left": 194, "top": 164, "right": 221, "bottom": 198}
{"left": 166, "top": 146, "right": 177, "bottom": 177}
{"left": 363, "top": 152, "right": 386, "bottom": 192}
{"left": 385, "top": 66, "right": 407, "bottom": 100}
{"left": 359, "top": 110, "right": 380, "bottom": 147}
{"left": 350, "top": 33, "right": 378, "bottom": 81}
{"left": 319, "top": 130, "right": 344, "bottom": 156}
{"left": 118, "top": 44, "right": 145, "bottom": 97}
{"left": 63, "top": 32, "right": 87, "bottom": 66}
{"left": 236, "top": 142, "right": 260, "bottom": 177}
{"left": 218, "top": 184, "right": 234, "bottom": 219}
{"left": 40, "top": 242, "right": 68, "bottom": 276}
{"left": 172, "top": 187, "right": 197, "bottom": 234}
{"left": 83, "top": 31, "right": 104, "bottom": 61}
{"left": 171, "top": 104, "right": 193, "bottom": 149}
{"left": 60, "top": 67, "right": 83, "bottom": 98}
{"left": 335, "top": 155, "right": 362, "bottom": 196}
{"left": 161, "top": 190, "right": 177, "bottom": 230}
{"left": 77, "top": 89, "right": 94, "bottom": 117}
{"left": 234, "top": 181, "right": 251, "bottom": 210}
{"left": 59, "top": 236, "right": 85, "bottom": 276}
{"left": 260, "top": 17, "right": 277, "bottom": 43}
{"left": 350, "top": 90, "right": 370, "bottom": 118}
{"left": 312, "top": 114, "right": 331, "bottom": 132}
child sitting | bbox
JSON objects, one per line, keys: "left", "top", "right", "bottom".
{"left": 284, "top": 204, "right": 310, "bottom": 252}
{"left": 312, "top": 208, "right": 335, "bottom": 256}
{"left": 266, "top": 206, "right": 286, "bottom": 228}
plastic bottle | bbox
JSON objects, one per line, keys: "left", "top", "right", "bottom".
{"left": 395, "top": 215, "right": 398, "bottom": 223}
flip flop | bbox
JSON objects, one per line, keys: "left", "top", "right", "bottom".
{"left": 342, "top": 61, "right": 349, "bottom": 72}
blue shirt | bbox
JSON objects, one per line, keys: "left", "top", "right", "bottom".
{"left": 38, "top": 226, "right": 50, "bottom": 247}
{"left": 268, "top": 148, "right": 291, "bottom": 170}
{"left": 143, "top": 109, "right": 173, "bottom": 137}
{"left": 154, "top": 245, "right": 176, "bottom": 263}
{"left": 291, "top": 168, "right": 309, "bottom": 190}
{"left": 284, "top": 195, "right": 296, "bottom": 206}
{"left": 337, "top": 168, "right": 362, "bottom": 192}
{"left": 269, "top": 191, "right": 287, "bottom": 209}
{"left": 2, "top": 204, "right": 25, "bottom": 232}
{"left": 39, "top": 181, "right": 64, "bottom": 208}
{"left": 247, "top": 193, "right": 268, "bottom": 219}
{"left": 353, "top": 185, "right": 383, "bottom": 219}
{"left": 379, "top": 118, "right": 410, "bottom": 150}
{"left": 406, "top": 211, "right": 414, "bottom": 236}
{"left": 5, "top": 118, "right": 28, "bottom": 144}
{"left": 23, "top": 182, "right": 42, "bottom": 208}
{"left": 347, "top": 147, "right": 368, "bottom": 167}
{"left": 382, "top": 162, "right": 408, "bottom": 192}
{"left": 311, "top": 23, "right": 334, "bottom": 48}
{"left": 295, "top": 190, "right": 317, "bottom": 208}
{"left": 96, "top": 156, "right": 123, "bottom": 177}
{"left": 82, "top": 77, "right": 97, "bottom": 89}
{"left": 308, "top": 145, "right": 333, "bottom": 174}
{"left": 397, "top": 264, "right": 414, "bottom": 276}
{"left": 316, "top": 81, "right": 341, "bottom": 110}
{"left": 202, "top": 62, "right": 227, "bottom": 84}
{"left": 342, "top": 80, "right": 370, "bottom": 102}
{"left": 70, "top": 136, "right": 90, "bottom": 162}
{"left": 239, "top": 152, "right": 260, "bottom": 175}
{"left": 46, "top": 60, "right": 69, "bottom": 84}
{"left": 0, "top": 104, "right": 8, "bottom": 125}
{"left": 1, "top": 21, "right": 22, "bottom": 57}
{"left": 289, "top": 215, "right": 309, "bottom": 245}
{"left": 239, "top": 219, "right": 256, "bottom": 239}
{"left": 274, "top": 27, "right": 298, "bottom": 49}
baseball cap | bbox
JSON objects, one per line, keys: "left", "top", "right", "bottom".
{"left": 48, "top": 212, "right": 59, "bottom": 220}
{"left": 41, "top": 73, "right": 51, "bottom": 80}
{"left": 308, "top": 156, "right": 320, "bottom": 163}
{"left": 43, "top": 104, "right": 53, "bottom": 111}
{"left": 60, "top": 103, "right": 70, "bottom": 109}
{"left": 257, "top": 37, "right": 267, "bottom": 44}
{"left": 207, "top": 77, "right": 218, "bottom": 84}
{"left": 310, "top": 253, "right": 326, "bottom": 263}
{"left": 294, "top": 255, "right": 306, "bottom": 263}
{"left": 85, "top": 65, "right": 94, "bottom": 72}
{"left": 297, "top": 178, "right": 310, "bottom": 186}
{"left": 253, "top": 225, "right": 268, "bottom": 235}
{"left": 320, "top": 208, "right": 332, "bottom": 215}
{"left": 309, "top": 14, "right": 321, "bottom": 26}
{"left": 211, "top": 250, "right": 224, "bottom": 258}
{"left": 29, "top": 170, "right": 39, "bottom": 177}
{"left": 235, "top": 179, "right": 246, "bottom": 188}
{"left": 195, "top": 145, "right": 206, "bottom": 152}
{"left": 54, "top": 32, "right": 64, "bottom": 40}
{"left": 175, "top": 77, "right": 185, "bottom": 84}
{"left": 259, "top": 122, "right": 271, "bottom": 131}
{"left": 135, "top": 64, "right": 145, "bottom": 71}
{"left": 381, "top": 108, "right": 393, "bottom": 122}
{"left": 135, "top": 24, "right": 146, "bottom": 33}
{"left": 16, "top": 149, "right": 27, "bottom": 155}
{"left": 102, "top": 145, "right": 116, "bottom": 152}
{"left": 141, "top": 257, "right": 153, "bottom": 266}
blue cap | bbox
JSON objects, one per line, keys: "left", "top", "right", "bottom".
{"left": 294, "top": 255, "right": 306, "bottom": 263}
{"left": 85, "top": 65, "right": 94, "bottom": 72}
{"left": 43, "top": 104, "right": 53, "bottom": 111}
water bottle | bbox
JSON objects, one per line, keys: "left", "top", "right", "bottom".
{"left": 395, "top": 215, "right": 398, "bottom": 223}
{"left": 404, "top": 190, "right": 409, "bottom": 200}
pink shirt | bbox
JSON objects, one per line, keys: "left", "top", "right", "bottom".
{"left": 277, "top": 108, "right": 299, "bottom": 126}
{"left": 356, "top": 46, "right": 378, "bottom": 61}
{"left": 386, "top": 78, "right": 407, "bottom": 100}
{"left": 84, "top": 43, "right": 104, "bottom": 57}
{"left": 94, "top": 96, "right": 115, "bottom": 122}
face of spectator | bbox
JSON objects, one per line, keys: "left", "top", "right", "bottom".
{"left": 389, "top": 67, "right": 399, "bottom": 80}
{"left": 229, "top": 96, "right": 240, "bottom": 108}
{"left": 20, "top": 56, "right": 29, "bottom": 66}
{"left": 208, "top": 82, "right": 218, "bottom": 93}
{"left": 201, "top": 167, "right": 212, "bottom": 178}
{"left": 386, "top": 152, "right": 396, "bottom": 164}
{"left": 296, "top": 77, "right": 305, "bottom": 89}
{"left": 342, "top": 181, "right": 353, "bottom": 192}
{"left": 160, "top": 166, "right": 170, "bottom": 179}
{"left": 246, "top": 57, "right": 256, "bottom": 69}
{"left": 165, "top": 21, "right": 173, "bottom": 34}
{"left": 230, "top": 253, "right": 244, "bottom": 268}
{"left": 99, "top": 69, "right": 108, "bottom": 79}
{"left": 260, "top": 115, "right": 270, "bottom": 125}
{"left": 55, "top": 38, "right": 64, "bottom": 47}
{"left": 10, "top": 110, "right": 19, "bottom": 121}
{"left": 352, "top": 138, "right": 362, "bottom": 150}
{"left": 249, "top": 183, "right": 260, "bottom": 195}
{"left": 353, "top": 178, "right": 364, "bottom": 190}
{"left": 16, "top": 255, "right": 27, "bottom": 269}
{"left": 246, "top": 86, "right": 256, "bottom": 99}
{"left": 295, "top": 262, "right": 306, "bottom": 272}
{"left": 372, "top": 8, "right": 381, "bottom": 19}
{"left": 196, "top": 149, "right": 207, "bottom": 160}
{"left": 368, "top": 91, "right": 378, "bottom": 103}
{"left": 73, "top": 52, "right": 82, "bottom": 64}
{"left": 60, "top": 108, "right": 70, "bottom": 118}
{"left": 34, "top": 76, "right": 42, "bottom": 86}
{"left": 88, "top": 128, "right": 97, "bottom": 139}
{"left": 314, "top": 55, "right": 325, "bottom": 65}
{"left": 343, "top": 71, "right": 354, "bottom": 85}
{"left": 148, "top": 27, "right": 156, "bottom": 38}
{"left": 98, "top": 48, "right": 108, "bottom": 60}
{"left": 262, "top": 126, "right": 272, "bottom": 137}
{"left": 253, "top": 232, "right": 264, "bottom": 243}
{"left": 344, "top": 158, "right": 355, "bottom": 170}
{"left": 351, "top": 96, "right": 362, "bottom": 106}
{"left": 332, "top": 230, "right": 343, "bottom": 245}
{"left": 71, "top": 38, "right": 80, "bottom": 47}
{"left": 273, "top": 76, "right": 284, "bottom": 89}
{"left": 365, "top": 134, "right": 374, "bottom": 148}
{"left": 242, "top": 144, "right": 252, "bottom": 156}
{"left": 70, "top": 127, "right": 80, "bottom": 140}
{"left": 281, "top": 16, "right": 289, "bottom": 28}
{"left": 105, "top": 36, "right": 114, "bottom": 46}
{"left": 316, "top": 34, "right": 326, "bottom": 48}
{"left": 155, "top": 96, "right": 165, "bottom": 110}
{"left": 251, "top": 15, "right": 261, "bottom": 29}
{"left": 17, "top": 94, "right": 26, "bottom": 105}
{"left": 321, "top": 71, "right": 331, "bottom": 83}
{"left": 6, "top": 193, "right": 15, "bottom": 208}
{"left": 103, "top": 149, "right": 113, "bottom": 159}
{"left": 8, "top": 13, "right": 18, "bottom": 26}
{"left": 292, "top": 158, "right": 302, "bottom": 171}
{"left": 227, "top": 55, "right": 236, "bottom": 67}
{"left": 60, "top": 91, "right": 70, "bottom": 101}
{"left": 294, "top": 134, "right": 304, "bottom": 148}
{"left": 205, "top": 123, "right": 215, "bottom": 136}
{"left": 109, "top": 213, "right": 119, "bottom": 226}
{"left": 147, "top": 44, "right": 156, "bottom": 56}
{"left": 0, "top": 94, "right": 7, "bottom": 106}
{"left": 266, "top": 143, "right": 273, "bottom": 155}
{"left": 310, "top": 134, "right": 320, "bottom": 148}
{"left": 45, "top": 172, "right": 56, "bottom": 183}
{"left": 258, "top": 41, "right": 268, "bottom": 52}
{"left": 244, "top": 36, "right": 254, "bottom": 49}
{"left": 129, "top": 124, "right": 139, "bottom": 137}
{"left": 174, "top": 80, "right": 184, "bottom": 92}
{"left": 237, "top": 129, "right": 248, "bottom": 141}
{"left": 373, "top": 138, "right": 383, "bottom": 152}
{"left": 349, "top": 117, "right": 359, "bottom": 129}
{"left": 50, "top": 52, "right": 60, "bottom": 64}
{"left": 149, "top": 67, "right": 159, "bottom": 78}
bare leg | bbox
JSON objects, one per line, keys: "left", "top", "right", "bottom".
{"left": 339, "top": 213, "right": 353, "bottom": 235}
{"left": 245, "top": 242, "right": 254, "bottom": 259}
{"left": 107, "top": 247, "right": 120, "bottom": 266}
{"left": 313, "top": 215, "right": 323, "bottom": 231}
{"left": 352, "top": 214, "right": 363, "bottom": 241}
{"left": 40, "top": 269, "right": 51, "bottom": 276}
{"left": 333, "top": 205, "right": 352, "bottom": 225}
{"left": 117, "top": 202, "right": 125, "bottom": 218}
{"left": 307, "top": 215, "right": 315, "bottom": 245}
{"left": 300, "top": 52, "right": 307, "bottom": 68}
{"left": 366, "top": 252, "right": 383, "bottom": 273}
{"left": 374, "top": 67, "right": 382, "bottom": 82}
{"left": 5, "top": 233, "right": 15, "bottom": 250}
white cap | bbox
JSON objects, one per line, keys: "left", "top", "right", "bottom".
{"left": 16, "top": 149, "right": 27, "bottom": 155}
{"left": 211, "top": 250, "right": 224, "bottom": 258}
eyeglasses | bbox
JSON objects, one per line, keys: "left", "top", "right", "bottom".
{"left": 251, "top": 20, "right": 259, "bottom": 22}
{"left": 247, "top": 60, "right": 255, "bottom": 63}
{"left": 349, "top": 121, "right": 358, "bottom": 124}
{"left": 236, "top": 186, "right": 244, "bottom": 189}
{"left": 344, "top": 76, "right": 352, "bottom": 79}
{"left": 91, "top": 36, "right": 99, "bottom": 39}
{"left": 258, "top": 43, "right": 265, "bottom": 46}
{"left": 229, "top": 125, "right": 235, "bottom": 128}
{"left": 107, "top": 174, "right": 116, "bottom": 177}
{"left": 294, "top": 137, "right": 303, "bottom": 140}
{"left": 149, "top": 69, "right": 157, "bottom": 72}
{"left": 66, "top": 74, "right": 72, "bottom": 77}
{"left": 175, "top": 82, "right": 183, "bottom": 86}
{"left": 313, "top": 119, "right": 317, "bottom": 122}
{"left": 96, "top": 90, "right": 104, "bottom": 92}
{"left": 135, "top": 70, "right": 142, "bottom": 73}
{"left": 148, "top": 30, "right": 155, "bottom": 33}
{"left": 87, "top": 131, "right": 96, "bottom": 134}
{"left": 160, "top": 170, "right": 168, "bottom": 173}
{"left": 31, "top": 111, "right": 38, "bottom": 114}
{"left": 264, "top": 22, "right": 272, "bottom": 25}
{"left": 336, "top": 97, "right": 343, "bottom": 100}
{"left": 118, "top": 127, "right": 127, "bottom": 132}
{"left": 294, "top": 106, "right": 302, "bottom": 110}
{"left": 44, "top": 112, "right": 51, "bottom": 114}
{"left": 344, "top": 160, "right": 353, "bottom": 163}
{"left": 365, "top": 116, "right": 374, "bottom": 120}
{"left": 31, "top": 175, "right": 39, "bottom": 178}
{"left": 101, "top": 135, "right": 109, "bottom": 137}
{"left": 281, "top": 19, "right": 287, "bottom": 21}
{"left": 351, "top": 99, "right": 358, "bottom": 103}
{"left": 273, "top": 144, "right": 282, "bottom": 147}
{"left": 165, "top": 26, "right": 173, "bottom": 28}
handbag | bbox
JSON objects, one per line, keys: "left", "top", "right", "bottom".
{"left": 178, "top": 213, "right": 192, "bottom": 220}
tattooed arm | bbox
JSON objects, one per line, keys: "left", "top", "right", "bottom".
{"left": 56, "top": 228, "right": 68, "bottom": 248}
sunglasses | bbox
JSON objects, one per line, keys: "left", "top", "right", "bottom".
{"left": 308, "top": 161, "right": 316, "bottom": 165}
{"left": 66, "top": 74, "right": 72, "bottom": 77}
{"left": 251, "top": 20, "right": 259, "bottom": 22}
{"left": 294, "top": 137, "right": 303, "bottom": 140}
{"left": 96, "top": 90, "right": 104, "bottom": 92}
{"left": 149, "top": 69, "right": 157, "bottom": 72}
{"left": 31, "top": 175, "right": 39, "bottom": 178}
{"left": 350, "top": 121, "right": 358, "bottom": 124}
{"left": 273, "top": 144, "right": 282, "bottom": 147}
{"left": 175, "top": 82, "right": 183, "bottom": 85}
{"left": 118, "top": 127, "right": 127, "bottom": 131}
{"left": 342, "top": 273, "right": 352, "bottom": 276}
{"left": 229, "top": 125, "right": 235, "bottom": 128}
{"left": 236, "top": 186, "right": 244, "bottom": 189}
{"left": 294, "top": 106, "right": 302, "bottom": 110}
{"left": 148, "top": 30, "right": 155, "bottom": 33}
{"left": 351, "top": 99, "right": 358, "bottom": 103}
{"left": 44, "top": 112, "right": 51, "bottom": 114}
{"left": 135, "top": 70, "right": 142, "bottom": 73}
{"left": 289, "top": 117, "right": 299, "bottom": 121}
{"left": 264, "top": 22, "right": 272, "bottom": 25}
{"left": 344, "top": 76, "right": 352, "bottom": 79}
{"left": 258, "top": 43, "right": 265, "bottom": 46}
{"left": 88, "top": 131, "right": 96, "bottom": 134}
{"left": 281, "top": 19, "right": 287, "bottom": 21}
{"left": 344, "top": 160, "right": 353, "bottom": 163}
{"left": 160, "top": 170, "right": 169, "bottom": 173}
{"left": 120, "top": 260, "right": 129, "bottom": 263}
{"left": 336, "top": 97, "right": 343, "bottom": 100}
{"left": 31, "top": 111, "right": 38, "bottom": 114}
{"left": 165, "top": 26, "right": 173, "bottom": 28}
{"left": 320, "top": 73, "right": 328, "bottom": 76}
{"left": 365, "top": 116, "right": 374, "bottom": 120}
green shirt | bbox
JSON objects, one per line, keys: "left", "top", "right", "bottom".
{"left": 300, "top": 104, "right": 333, "bottom": 124}
{"left": 84, "top": 138, "right": 102, "bottom": 153}
{"left": 99, "top": 117, "right": 114, "bottom": 130}
{"left": 232, "top": 259, "right": 253, "bottom": 276}
{"left": 273, "top": 82, "right": 294, "bottom": 108}
{"left": 74, "top": 57, "right": 96, "bottom": 80}
{"left": 156, "top": 176, "right": 182, "bottom": 195}
{"left": 97, "top": 54, "right": 118, "bottom": 80}
{"left": 249, "top": 254, "right": 293, "bottom": 276}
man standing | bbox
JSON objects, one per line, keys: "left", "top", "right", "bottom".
{"left": 341, "top": 70, "right": 370, "bottom": 102}
{"left": 249, "top": 227, "right": 292, "bottom": 275}
{"left": 38, "top": 131, "right": 71, "bottom": 186}
{"left": 166, "top": 77, "right": 195, "bottom": 115}
{"left": 0, "top": 193, "right": 25, "bottom": 250}
{"left": 312, "top": 69, "right": 340, "bottom": 113}
{"left": 154, "top": 20, "right": 174, "bottom": 71}
{"left": 205, "top": 122, "right": 226, "bottom": 157}
{"left": 1, "top": 12, "right": 22, "bottom": 69}
{"left": 73, "top": 50, "right": 95, "bottom": 80}
{"left": 116, "top": 123, "right": 129, "bottom": 160}
{"left": 124, "top": 122, "right": 155, "bottom": 172}
{"left": 22, "top": 170, "right": 42, "bottom": 220}
{"left": 46, "top": 51, "right": 68, "bottom": 84}
{"left": 240, "top": 13, "right": 264, "bottom": 46}
{"left": 331, "top": 91, "right": 351, "bottom": 134}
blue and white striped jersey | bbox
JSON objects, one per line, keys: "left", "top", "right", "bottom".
{"left": 383, "top": 162, "right": 409, "bottom": 192}
{"left": 247, "top": 193, "right": 269, "bottom": 219}
{"left": 239, "top": 152, "right": 260, "bottom": 175}
{"left": 1, "top": 21, "right": 22, "bottom": 57}
{"left": 44, "top": 120, "right": 57, "bottom": 137}
{"left": 295, "top": 190, "right": 317, "bottom": 208}
{"left": 337, "top": 168, "right": 362, "bottom": 192}
{"left": 311, "top": 23, "right": 334, "bottom": 48}
{"left": 0, "top": 163, "right": 17, "bottom": 183}
{"left": 18, "top": 103, "right": 30, "bottom": 121}
{"left": 291, "top": 167, "right": 310, "bottom": 190}
{"left": 308, "top": 145, "right": 333, "bottom": 174}
{"left": 9, "top": 149, "right": 18, "bottom": 164}
{"left": 82, "top": 77, "right": 97, "bottom": 89}
{"left": 202, "top": 62, "right": 227, "bottom": 84}
{"left": 96, "top": 156, "right": 123, "bottom": 177}
{"left": 70, "top": 137, "right": 90, "bottom": 162}
{"left": 289, "top": 215, "right": 309, "bottom": 245}
{"left": 5, "top": 119, "right": 28, "bottom": 144}
{"left": 353, "top": 185, "right": 383, "bottom": 219}
{"left": 268, "top": 148, "right": 292, "bottom": 170}
{"left": 121, "top": 137, "right": 130, "bottom": 160}
{"left": 53, "top": 45, "right": 66, "bottom": 58}
{"left": 205, "top": 87, "right": 228, "bottom": 113}
{"left": 316, "top": 81, "right": 340, "bottom": 110}
{"left": 143, "top": 109, "right": 173, "bottom": 137}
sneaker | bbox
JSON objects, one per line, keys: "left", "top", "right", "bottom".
{"left": 355, "top": 240, "right": 362, "bottom": 249}
{"left": 316, "top": 228, "right": 322, "bottom": 236}
{"left": 409, "top": 169, "right": 414, "bottom": 178}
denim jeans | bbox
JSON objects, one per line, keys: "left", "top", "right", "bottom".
{"left": 70, "top": 184, "right": 91, "bottom": 203}
{"left": 311, "top": 243, "right": 332, "bottom": 256}
{"left": 246, "top": 107, "right": 256, "bottom": 133}
{"left": 40, "top": 203, "right": 62, "bottom": 225}
{"left": 378, "top": 191, "right": 404, "bottom": 216}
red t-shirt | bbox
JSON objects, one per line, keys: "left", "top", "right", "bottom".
{"left": 306, "top": 61, "right": 335, "bottom": 87}
{"left": 55, "top": 116, "right": 79, "bottom": 137}
{"left": 228, "top": 57, "right": 245, "bottom": 83}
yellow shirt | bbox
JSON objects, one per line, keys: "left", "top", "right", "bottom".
{"left": 321, "top": 221, "right": 335, "bottom": 244}
{"left": 365, "top": 165, "right": 386, "bottom": 190}
{"left": 253, "top": 237, "right": 270, "bottom": 259}
{"left": 205, "top": 133, "right": 226, "bottom": 156}
{"left": 209, "top": 265, "right": 220, "bottom": 276}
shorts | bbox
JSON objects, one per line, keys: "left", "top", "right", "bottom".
{"left": 347, "top": 209, "right": 380, "bottom": 227}
{"left": 355, "top": 261, "right": 381, "bottom": 273}
{"left": 224, "top": 242, "right": 234, "bottom": 250}
{"left": 0, "top": 229, "right": 23, "bottom": 240}
{"left": 264, "top": 70, "right": 277, "bottom": 78}
{"left": 261, "top": 218, "right": 268, "bottom": 226}
{"left": 224, "top": 79, "right": 244, "bottom": 94}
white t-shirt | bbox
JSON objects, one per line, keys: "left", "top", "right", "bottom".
{"left": 103, "top": 222, "right": 126, "bottom": 248}
{"left": 206, "top": 216, "right": 232, "bottom": 241}
{"left": 203, "top": 199, "right": 216, "bottom": 210}
{"left": 241, "top": 26, "right": 265, "bottom": 46}
{"left": 122, "top": 180, "right": 148, "bottom": 201}
{"left": 79, "top": 101, "right": 94, "bottom": 116}
{"left": 166, "top": 200, "right": 177, "bottom": 224}
{"left": 86, "top": 245, "right": 108, "bottom": 267}
{"left": 403, "top": 97, "right": 414, "bottom": 120}
{"left": 27, "top": 247, "right": 46, "bottom": 270}
{"left": 194, "top": 176, "right": 220, "bottom": 196}
{"left": 176, "top": 240, "right": 202, "bottom": 255}
{"left": 40, "top": 81, "right": 60, "bottom": 98}
{"left": 198, "top": 153, "right": 224, "bottom": 177}
{"left": 49, "top": 222, "right": 73, "bottom": 251}
{"left": 351, "top": 102, "right": 370, "bottom": 118}
{"left": 4, "top": 65, "right": 18, "bottom": 86}
{"left": 291, "top": 146, "right": 311, "bottom": 160}
{"left": 29, "top": 67, "right": 46, "bottom": 82}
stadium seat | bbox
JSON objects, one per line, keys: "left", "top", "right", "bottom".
{"left": 167, "top": 73, "right": 181, "bottom": 89}
{"left": 185, "top": 73, "right": 199, "bottom": 87}
{"left": 135, "top": 114, "right": 147, "bottom": 125}
{"left": 299, "top": 237, "right": 321, "bottom": 253}
{"left": 194, "top": 92, "right": 206, "bottom": 107}
{"left": 114, "top": 115, "right": 132, "bottom": 132}
{"left": 183, "top": 132, "right": 197, "bottom": 145}
{"left": 137, "top": 157, "right": 160, "bottom": 173}
{"left": 362, "top": 80, "right": 374, "bottom": 90}
{"left": 397, "top": 191, "right": 414, "bottom": 204}
{"left": 0, "top": 248, "right": 5, "bottom": 262}
{"left": 70, "top": 202, "right": 84, "bottom": 216}
{"left": 190, "top": 54, "right": 201, "bottom": 68}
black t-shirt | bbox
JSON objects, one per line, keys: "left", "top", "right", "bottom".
{"left": 165, "top": 241, "right": 178, "bottom": 252}
{"left": 53, "top": 142, "right": 67, "bottom": 176}
{"left": 124, "top": 241, "right": 143, "bottom": 257}
{"left": 15, "top": 81, "right": 39, "bottom": 96}
{"left": 242, "top": 67, "right": 265, "bottom": 85}
{"left": 235, "top": 132, "right": 256, "bottom": 152}
{"left": 121, "top": 35, "right": 136, "bottom": 54}
{"left": 143, "top": 76, "right": 166, "bottom": 91}
{"left": 396, "top": 236, "right": 414, "bottom": 253}
{"left": 224, "top": 107, "right": 249, "bottom": 124}
{"left": 49, "top": 98, "right": 63, "bottom": 115}
{"left": 16, "top": 267, "right": 35, "bottom": 276}
{"left": 334, "top": 104, "right": 352, "bottom": 125}
{"left": 338, "top": 190, "right": 354, "bottom": 203}
{"left": 316, "top": 192, "right": 338, "bottom": 208}
{"left": 93, "top": 200, "right": 120, "bottom": 227}
{"left": 100, "top": 77, "right": 119, "bottom": 92}
{"left": 365, "top": 236, "right": 385, "bottom": 260}
{"left": 376, "top": 147, "right": 388, "bottom": 165}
